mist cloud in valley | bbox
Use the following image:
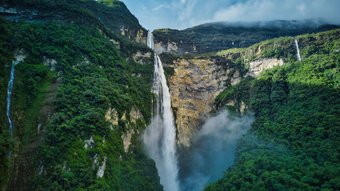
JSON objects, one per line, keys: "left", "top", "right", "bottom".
{"left": 178, "top": 111, "right": 254, "bottom": 191}
{"left": 122, "top": 0, "right": 340, "bottom": 30}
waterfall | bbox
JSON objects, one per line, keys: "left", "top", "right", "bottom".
{"left": 143, "top": 31, "right": 180, "bottom": 191}
{"left": 6, "top": 54, "right": 25, "bottom": 137}
{"left": 294, "top": 39, "right": 302, "bottom": 61}
{"left": 147, "top": 30, "right": 154, "bottom": 50}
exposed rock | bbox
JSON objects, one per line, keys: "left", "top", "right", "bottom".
{"left": 247, "top": 58, "right": 284, "bottom": 77}
{"left": 167, "top": 41, "right": 178, "bottom": 52}
{"left": 84, "top": 136, "right": 94, "bottom": 149}
{"left": 110, "top": 39, "right": 120, "bottom": 49}
{"left": 169, "top": 58, "right": 238, "bottom": 146}
{"left": 135, "top": 29, "right": 146, "bottom": 44}
{"left": 121, "top": 130, "right": 133, "bottom": 153}
{"left": 96, "top": 156, "right": 107, "bottom": 178}
{"left": 132, "top": 51, "right": 152, "bottom": 64}
{"left": 121, "top": 112, "right": 127, "bottom": 121}
{"left": 129, "top": 107, "right": 144, "bottom": 124}
{"left": 154, "top": 42, "right": 166, "bottom": 54}
{"left": 105, "top": 107, "right": 119, "bottom": 127}
{"left": 169, "top": 57, "right": 284, "bottom": 147}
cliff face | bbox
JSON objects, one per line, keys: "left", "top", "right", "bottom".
{"left": 169, "top": 57, "right": 284, "bottom": 146}
{"left": 169, "top": 58, "right": 243, "bottom": 146}
{"left": 169, "top": 29, "right": 340, "bottom": 147}
{"left": 153, "top": 21, "right": 339, "bottom": 55}
{"left": 167, "top": 34, "right": 308, "bottom": 146}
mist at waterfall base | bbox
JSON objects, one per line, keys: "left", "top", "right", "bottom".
{"left": 144, "top": 31, "right": 180, "bottom": 191}
{"left": 178, "top": 111, "right": 254, "bottom": 191}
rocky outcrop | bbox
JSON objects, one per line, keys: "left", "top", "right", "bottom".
{"left": 169, "top": 58, "right": 242, "bottom": 146}
{"left": 247, "top": 58, "right": 284, "bottom": 77}
{"left": 105, "top": 107, "right": 119, "bottom": 128}
{"left": 169, "top": 57, "right": 285, "bottom": 147}
{"left": 121, "top": 130, "right": 133, "bottom": 153}
{"left": 154, "top": 41, "right": 179, "bottom": 54}
{"left": 132, "top": 51, "right": 152, "bottom": 64}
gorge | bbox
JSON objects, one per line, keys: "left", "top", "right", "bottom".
{"left": 0, "top": 1, "right": 339, "bottom": 191}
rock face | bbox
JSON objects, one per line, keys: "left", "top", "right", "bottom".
{"left": 132, "top": 51, "right": 152, "bottom": 64}
{"left": 169, "top": 57, "right": 284, "bottom": 147}
{"left": 247, "top": 58, "right": 284, "bottom": 77}
{"left": 153, "top": 21, "right": 339, "bottom": 55}
{"left": 105, "top": 107, "right": 119, "bottom": 128}
{"left": 169, "top": 58, "right": 242, "bottom": 146}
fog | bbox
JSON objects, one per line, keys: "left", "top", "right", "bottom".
{"left": 122, "top": 0, "right": 340, "bottom": 30}
{"left": 178, "top": 111, "right": 254, "bottom": 191}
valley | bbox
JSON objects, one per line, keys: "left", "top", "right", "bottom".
{"left": 0, "top": 0, "right": 339, "bottom": 191}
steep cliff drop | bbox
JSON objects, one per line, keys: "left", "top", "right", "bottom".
{"left": 294, "top": 39, "right": 302, "bottom": 61}
{"left": 143, "top": 31, "right": 180, "bottom": 191}
{"left": 7, "top": 54, "right": 25, "bottom": 137}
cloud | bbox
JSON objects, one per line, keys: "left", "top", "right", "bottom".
{"left": 178, "top": 111, "right": 254, "bottom": 191}
{"left": 153, "top": 3, "right": 171, "bottom": 11}
{"left": 122, "top": 0, "right": 340, "bottom": 30}
{"left": 212, "top": 0, "right": 340, "bottom": 24}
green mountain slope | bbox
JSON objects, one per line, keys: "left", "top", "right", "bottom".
{"left": 206, "top": 29, "right": 340, "bottom": 190}
{"left": 0, "top": 1, "right": 162, "bottom": 190}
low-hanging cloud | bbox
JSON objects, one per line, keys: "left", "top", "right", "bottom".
{"left": 122, "top": 0, "right": 340, "bottom": 30}
{"left": 212, "top": 0, "right": 340, "bottom": 24}
{"left": 178, "top": 111, "right": 254, "bottom": 191}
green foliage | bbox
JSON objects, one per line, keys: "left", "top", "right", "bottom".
{"left": 0, "top": 13, "right": 161, "bottom": 191}
{"left": 209, "top": 30, "right": 340, "bottom": 191}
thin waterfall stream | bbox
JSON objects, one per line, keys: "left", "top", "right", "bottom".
{"left": 143, "top": 31, "right": 180, "bottom": 191}
{"left": 7, "top": 54, "right": 25, "bottom": 137}
{"left": 294, "top": 39, "right": 302, "bottom": 61}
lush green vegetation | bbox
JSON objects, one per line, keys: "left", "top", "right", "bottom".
{"left": 0, "top": 0, "right": 161, "bottom": 190}
{"left": 0, "top": 0, "right": 144, "bottom": 41}
{"left": 207, "top": 30, "right": 340, "bottom": 191}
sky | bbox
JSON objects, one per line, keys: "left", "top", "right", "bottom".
{"left": 121, "top": 0, "right": 340, "bottom": 30}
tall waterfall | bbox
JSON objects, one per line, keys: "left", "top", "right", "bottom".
{"left": 294, "top": 39, "right": 302, "bottom": 61}
{"left": 143, "top": 31, "right": 180, "bottom": 191}
{"left": 7, "top": 54, "right": 25, "bottom": 137}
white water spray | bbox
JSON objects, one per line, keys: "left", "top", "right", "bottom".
{"left": 7, "top": 54, "right": 25, "bottom": 137}
{"left": 143, "top": 31, "right": 180, "bottom": 191}
{"left": 294, "top": 39, "right": 302, "bottom": 61}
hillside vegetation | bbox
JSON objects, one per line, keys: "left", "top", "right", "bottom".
{"left": 207, "top": 29, "right": 340, "bottom": 191}
{"left": 0, "top": 0, "right": 162, "bottom": 190}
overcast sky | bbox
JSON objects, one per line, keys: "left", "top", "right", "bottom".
{"left": 121, "top": 0, "right": 340, "bottom": 30}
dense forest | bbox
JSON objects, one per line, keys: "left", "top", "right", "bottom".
{"left": 0, "top": 0, "right": 162, "bottom": 190}
{"left": 208, "top": 29, "right": 340, "bottom": 190}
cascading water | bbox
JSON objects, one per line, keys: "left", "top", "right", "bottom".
{"left": 7, "top": 54, "right": 25, "bottom": 137}
{"left": 294, "top": 39, "right": 302, "bottom": 61}
{"left": 143, "top": 31, "right": 180, "bottom": 191}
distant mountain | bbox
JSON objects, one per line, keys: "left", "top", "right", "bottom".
{"left": 0, "top": 0, "right": 147, "bottom": 43}
{"left": 153, "top": 20, "right": 339, "bottom": 54}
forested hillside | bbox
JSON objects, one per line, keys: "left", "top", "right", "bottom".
{"left": 0, "top": 0, "right": 162, "bottom": 190}
{"left": 207, "top": 29, "right": 340, "bottom": 191}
